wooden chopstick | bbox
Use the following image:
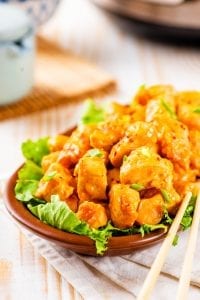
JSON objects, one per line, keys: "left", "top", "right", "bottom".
{"left": 139, "top": 0, "right": 184, "bottom": 5}
{"left": 176, "top": 190, "right": 200, "bottom": 300}
{"left": 137, "top": 192, "right": 192, "bottom": 300}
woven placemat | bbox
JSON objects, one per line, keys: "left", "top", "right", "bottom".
{"left": 0, "top": 36, "right": 116, "bottom": 121}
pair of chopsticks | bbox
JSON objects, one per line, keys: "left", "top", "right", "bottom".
{"left": 137, "top": 190, "right": 200, "bottom": 300}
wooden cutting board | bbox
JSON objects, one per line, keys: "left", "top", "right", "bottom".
{"left": 0, "top": 36, "right": 116, "bottom": 121}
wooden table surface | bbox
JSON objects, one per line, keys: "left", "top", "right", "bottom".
{"left": 1, "top": 0, "right": 200, "bottom": 299}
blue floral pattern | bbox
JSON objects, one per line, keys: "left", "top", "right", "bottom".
{"left": 0, "top": 0, "right": 60, "bottom": 25}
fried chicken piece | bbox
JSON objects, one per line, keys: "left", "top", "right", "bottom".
{"left": 90, "top": 116, "right": 130, "bottom": 151}
{"left": 146, "top": 100, "right": 191, "bottom": 170}
{"left": 85, "top": 148, "right": 109, "bottom": 165}
{"left": 35, "top": 162, "right": 74, "bottom": 202}
{"left": 107, "top": 102, "right": 133, "bottom": 116}
{"left": 109, "top": 184, "right": 140, "bottom": 229}
{"left": 183, "top": 182, "right": 200, "bottom": 198}
{"left": 107, "top": 168, "right": 120, "bottom": 188}
{"left": 189, "top": 129, "right": 200, "bottom": 175}
{"left": 41, "top": 151, "right": 60, "bottom": 172}
{"left": 109, "top": 102, "right": 145, "bottom": 122}
{"left": 77, "top": 201, "right": 108, "bottom": 229}
{"left": 175, "top": 91, "right": 200, "bottom": 130}
{"left": 134, "top": 84, "right": 175, "bottom": 107}
{"left": 173, "top": 163, "right": 197, "bottom": 197}
{"left": 74, "top": 148, "right": 108, "bottom": 176}
{"left": 109, "top": 121, "right": 158, "bottom": 167}
{"left": 159, "top": 119, "right": 191, "bottom": 170}
{"left": 145, "top": 99, "right": 176, "bottom": 123}
{"left": 136, "top": 194, "right": 164, "bottom": 225}
{"left": 77, "top": 155, "right": 107, "bottom": 202}
{"left": 120, "top": 146, "right": 181, "bottom": 212}
{"left": 120, "top": 146, "right": 174, "bottom": 190}
{"left": 58, "top": 125, "right": 94, "bottom": 168}
{"left": 48, "top": 135, "right": 69, "bottom": 152}
{"left": 164, "top": 188, "right": 181, "bottom": 214}
{"left": 64, "top": 194, "right": 79, "bottom": 212}
{"left": 130, "top": 103, "right": 146, "bottom": 122}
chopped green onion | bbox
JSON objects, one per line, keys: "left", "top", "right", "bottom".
{"left": 160, "top": 99, "right": 177, "bottom": 119}
{"left": 43, "top": 171, "right": 57, "bottom": 181}
{"left": 193, "top": 107, "right": 200, "bottom": 113}
{"left": 172, "top": 234, "right": 179, "bottom": 246}
{"left": 161, "top": 189, "right": 171, "bottom": 203}
{"left": 123, "top": 155, "right": 128, "bottom": 162}
{"left": 130, "top": 183, "right": 145, "bottom": 191}
{"left": 86, "top": 149, "right": 103, "bottom": 158}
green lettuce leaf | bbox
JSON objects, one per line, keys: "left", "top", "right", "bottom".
{"left": 138, "top": 224, "right": 167, "bottom": 237}
{"left": 15, "top": 180, "right": 39, "bottom": 202}
{"left": 88, "top": 224, "right": 112, "bottom": 255}
{"left": 18, "top": 160, "right": 43, "bottom": 181}
{"left": 103, "top": 222, "right": 167, "bottom": 238}
{"left": 162, "top": 208, "right": 173, "bottom": 225}
{"left": 22, "top": 137, "right": 50, "bottom": 166}
{"left": 15, "top": 160, "right": 45, "bottom": 204}
{"left": 28, "top": 195, "right": 111, "bottom": 255}
{"left": 81, "top": 99, "right": 105, "bottom": 124}
{"left": 26, "top": 194, "right": 171, "bottom": 254}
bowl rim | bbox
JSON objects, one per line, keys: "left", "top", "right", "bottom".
{"left": 4, "top": 168, "right": 167, "bottom": 255}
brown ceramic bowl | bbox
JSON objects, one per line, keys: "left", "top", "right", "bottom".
{"left": 4, "top": 169, "right": 167, "bottom": 256}
{"left": 3, "top": 127, "right": 167, "bottom": 256}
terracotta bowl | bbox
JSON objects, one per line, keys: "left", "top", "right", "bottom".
{"left": 4, "top": 169, "right": 167, "bottom": 256}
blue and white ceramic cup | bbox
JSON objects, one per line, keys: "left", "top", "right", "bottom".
{"left": 0, "top": 1, "right": 60, "bottom": 105}
{"left": 0, "top": 4, "right": 35, "bottom": 105}
{"left": 0, "top": 0, "right": 60, "bottom": 26}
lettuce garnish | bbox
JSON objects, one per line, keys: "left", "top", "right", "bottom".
{"left": 27, "top": 195, "right": 168, "bottom": 255}
{"left": 18, "top": 160, "right": 43, "bottom": 181}
{"left": 15, "top": 160, "right": 45, "bottom": 204}
{"left": 15, "top": 180, "right": 40, "bottom": 203}
{"left": 81, "top": 99, "right": 105, "bottom": 124}
{"left": 28, "top": 195, "right": 112, "bottom": 255}
{"left": 15, "top": 137, "right": 50, "bottom": 204}
{"left": 22, "top": 137, "right": 50, "bottom": 166}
